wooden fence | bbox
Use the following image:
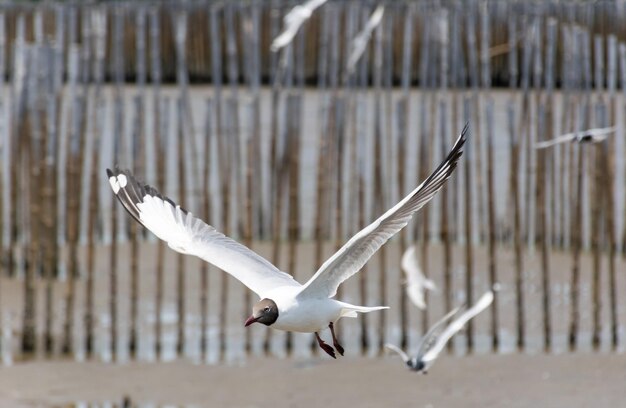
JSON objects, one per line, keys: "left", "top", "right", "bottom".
{"left": 0, "top": 0, "right": 624, "bottom": 364}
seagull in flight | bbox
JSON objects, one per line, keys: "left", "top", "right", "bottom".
{"left": 346, "top": 5, "right": 385, "bottom": 76}
{"left": 107, "top": 125, "right": 468, "bottom": 359}
{"left": 533, "top": 126, "right": 616, "bottom": 149}
{"left": 401, "top": 246, "right": 436, "bottom": 310}
{"left": 271, "top": 0, "right": 328, "bottom": 52}
{"left": 385, "top": 290, "right": 494, "bottom": 373}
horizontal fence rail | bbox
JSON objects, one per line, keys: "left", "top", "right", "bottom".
{"left": 0, "top": 0, "right": 623, "bottom": 364}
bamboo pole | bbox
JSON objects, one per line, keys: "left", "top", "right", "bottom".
{"left": 241, "top": 3, "right": 261, "bottom": 355}
{"left": 558, "top": 24, "right": 573, "bottom": 248}
{"left": 286, "top": 94, "right": 301, "bottom": 357}
{"left": 128, "top": 5, "right": 147, "bottom": 360}
{"left": 466, "top": 1, "right": 483, "bottom": 251}
{"left": 436, "top": 9, "right": 453, "bottom": 352}
{"left": 544, "top": 18, "right": 557, "bottom": 247}
{"left": 463, "top": 95, "right": 474, "bottom": 352}
{"left": 8, "top": 13, "right": 25, "bottom": 283}
{"left": 224, "top": 4, "right": 244, "bottom": 240}
{"left": 176, "top": 98, "right": 186, "bottom": 357}
{"left": 416, "top": 8, "right": 432, "bottom": 338}
{"left": 450, "top": 3, "right": 462, "bottom": 242}
{"left": 590, "top": 142, "right": 603, "bottom": 351}
{"left": 485, "top": 96, "right": 498, "bottom": 351}
{"left": 154, "top": 96, "right": 169, "bottom": 360}
{"left": 42, "top": 6, "right": 66, "bottom": 353}
{"left": 621, "top": 44, "right": 626, "bottom": 255}
{"left": 150, "top": 6, "right": 166, "bottom": 361}
{"left": 396, "top": 3, "right": 412, "bottom": 349}
{"left": 354, "top": 7, "right": 372, "bottom": 356}
{"left": 536, "top": 103, "right": 551, "bottom": 353}
{"left": 108, "top": 5, "right": 126, "bottom": 362}
{"left": 396, "top": 97, "right": 409, "bottom": 350}
{"left": 216, "top": 96, "right": 232, "bottom": 360}
{"left": 507, "top": 100, "right": 524, "bottom": 351}
{"left": 20, "top": 47, "right": 36, "bottom": 355}
{"left": 356, "top": 101, "right": 369, "bottom": 354}
{"left": 62, "top": 46, "right": 83, "bottom": 356}
{"left": 200, "top": 98, "right": 213, "bottom": 361}
{"left": 590, "top": 35, "right": 604, "bottom": 350}
{"left": 605, "top": 35, "right": 618, "bottom": 350}
{"left": 0, "top": 13, "right": 5, "bottom": 336}
{"left": 128, "top": 95, "right": 142, "bottom": 359}
{"left": 519, "top": 17, "right": 534, "bottom": 244}
{"left": 208, "top": 3, "right": 231, "bottom": 361}
{"left": 84, "top": 6, "right": 107, "bottom": 359}
{"left": 372, "top": 7, "right": 386, "bottom": 354}
{"left": 311, "top": 3, "right": 331, "bottom": 356}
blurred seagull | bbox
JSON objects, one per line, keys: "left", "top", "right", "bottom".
{"left": 401, "top": 246, "right": 436, "bottom": 310}
{"left": 346, "top": 5, "right": 385, "bottom": 76}
{"left": 385, "top": 290, "right": 494, "bottom": 373}
{"left": 107, "top": 125, "right": 468, "bottom": 359}
{"left": 533, "top": 126, "right": 616, "bottom": 149}
{"left": 271, "top": 0, "right": 328, "bottom": 52}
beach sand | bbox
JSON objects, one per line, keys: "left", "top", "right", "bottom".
{"left": 0, "top": 354, "right": 624, "bottom": 407}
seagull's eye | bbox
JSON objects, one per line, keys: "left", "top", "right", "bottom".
{"left": 264, "top": 306, "right": 271, "bottom": 313}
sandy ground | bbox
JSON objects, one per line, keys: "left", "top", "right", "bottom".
{"left": 0, "top": 354, "right": 624, "bottom": 408}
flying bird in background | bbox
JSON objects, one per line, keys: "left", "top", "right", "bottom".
{"left": 107, "top": 126, "right": 468, "bottom": 359}
{"left": 345, "top": 5, "right": 385, "bottom": 76}
{"left": 401, "top": 246, "right": 436, "bottom": 310}
{"left": 271, "top": 0, "right": 328, "bottom": 52}
{"left": 386, "top": 290, "right": 494, "bottom": 373}
{"left": 533, "top": 126, "right": 616, "bottom": 149}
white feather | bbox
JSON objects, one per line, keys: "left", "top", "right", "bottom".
{"left": 421, "top": 291, "right": 494, "bottom": 365}
{"left": 108, "top": 176, "right": 120, "bottom": 194}
{"left": 107, "top": 170, "right": 300, "bottom": 299}
{"left": 385, "top": 343, "right": 410, "bottom": 363}
{"left": 401, "top": 246, "right": 436, "bottom": 309}
{"left": 346, "top": 6, "right": 385, "bottom": 75}
{"left": 534, "top": 126, "right": 616, "bottom": 149}
{"left": 297, "top": 126, "right": 467, "bottom": 300}
{"left": 271, "top": 0, "right": 328, "bottom": 52}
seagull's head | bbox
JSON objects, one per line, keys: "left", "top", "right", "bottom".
{"left": 245, "top": 298, "right": 279, "bottom": 327}
{"left": 409, "top": 359, "right": 426, "bottom": 373}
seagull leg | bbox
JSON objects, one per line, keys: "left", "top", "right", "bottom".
{"left": 315, "top": 332, "right": 336, "bottom": 359}
{"left": 328, "top": 322, "right": 344, "bottom": 356}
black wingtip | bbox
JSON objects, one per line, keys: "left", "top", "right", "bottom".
{"left": 444, "top": 123, "right": 469, "bottom": 170}
{"left": 456, "top": 122, "right": 470, "bottom": 150}
{"left": 106, "top": 167, "right": 190, "bottom": 225}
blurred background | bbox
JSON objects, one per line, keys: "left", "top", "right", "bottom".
{"left": 0, "top": 0, "right": 625, "bottom": 406}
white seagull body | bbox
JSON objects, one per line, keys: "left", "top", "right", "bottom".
{"left": 271, "top": 0, "right": 328, "bottom": 52}
{"left": 107, "top": 125, "right": 468, "bottom": 358}
{"left": 401, "top": 246, "right": 436, "bottom": 310}
{"left": 385, "top": 290, "right": 494, "bottom": 373}
{"left": 346, "top": 6, "right": 385, "bottom": 75}
{"left": 533, "top": 126, "right": 616, "bottom": 149}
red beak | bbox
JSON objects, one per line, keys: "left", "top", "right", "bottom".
{"left": 244, "top": 315, "right": 259, "bottom": 327}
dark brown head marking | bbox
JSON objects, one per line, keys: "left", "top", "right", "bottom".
{"left": 244, "top": 298, "right": 279, "bottom": 327}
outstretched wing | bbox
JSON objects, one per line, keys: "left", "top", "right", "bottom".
{"left": 421, "top": 291, "right": 494, "bottom": 364}
{"left": 415, "top": 307, "right": 461, "bottom": 359}
{"left": 271, "top": 0, "right": 328, "bottom": 52}
{"left": 346, "top": 6, "right": 385, "bottom": 74}
{"left": 401, "top": 245, "right": 437, "bottom": 309}
{"left": 587, "top": 126, "right": 616, "bottom": 137}
{"left": 384, "top": 343, "right": 411, "bottom": 363}
{"left": 107, "top": 169, "right": 301, "bottom": 298}
{"left": 533, "top": 132, "right": 576, "bottom": 149}
{"left": 297, "top": 125, "right": 468, "bottom": 300}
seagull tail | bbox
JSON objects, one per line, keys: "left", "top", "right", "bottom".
{"left": 338, "top": 302, "right": 389, "bottom": 318}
